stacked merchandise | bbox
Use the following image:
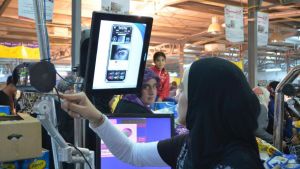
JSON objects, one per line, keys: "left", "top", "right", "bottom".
{"left": 0, "top": 150, "right": 49, "bottom": 169}
{"left": 257, "top": 138, "right": 300, "bottom": 169}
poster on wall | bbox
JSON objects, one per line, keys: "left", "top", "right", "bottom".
{"left": 257, "top": 12, "right": 269, "bottom": 46}
{"left": 224, "top": 5, "right": 244, "bottom": 43}
{"left": 101, "top": 0, "right": 130, "bottom": 14}
{"left": 18, "top": 0, "right": 54, "bottom": 21}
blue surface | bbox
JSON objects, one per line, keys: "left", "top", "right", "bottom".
{"left": 0, "top": 105, "right": 10, "bottom": 115}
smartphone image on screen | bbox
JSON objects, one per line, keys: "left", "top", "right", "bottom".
{"left": 106, "top": 24, "right": 132, "bottom": 82}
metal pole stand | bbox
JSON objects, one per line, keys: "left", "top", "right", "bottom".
{"left": 33, "top": 96, "right": 94, "bottom": 169}
{"left": 274, "top": 65, "right": 300, "bottom": 150}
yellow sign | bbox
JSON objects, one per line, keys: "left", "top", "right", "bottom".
{"left": 29, "top": 160, "right": 46, "bottom": 169}
{"left": 0, "top": 44, "right": 40, "bottom": 60}
{"left": 0, "top": 163, "right": 16, "bottom": 169}
{"left": 231, "top": 60, "right": 243, "bottom": 71}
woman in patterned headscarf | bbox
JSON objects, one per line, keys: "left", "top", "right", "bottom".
{"left": 114, "top": 68, "right": 160, "bottom": 114}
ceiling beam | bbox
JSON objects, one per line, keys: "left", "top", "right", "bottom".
{"left": 263, "top": 0, "right": 280, "bottom": 4}
{"left": 153, "top": 25, "right": 206, "bottom": 33}
{"left": 150, "top": 36, "right": 180, "bottom": 44}
{"left": 0, "top": 26, "right": 36, "bottom": 34}
{"left": 0, "top": 0, "right": 12, "bottom": 16}
{"left": 0, "top": 34, "right": 37, "bottom": 41}
{"left": 0, "top": 34, "right": 71, "bottom": 44}
{"left": 152, "top": 28, "right": 192, "bottom": 35}
{"left": 162, "top": 0, "right": 246, "bottom": 8}
{"left": 192, "top": 35, "right": 225, "bottom": 45}
{"left": 269, "top": 10, "right": 300, "bottom": 19}
{"left": 151, "top": 31, "right": 186, "bottom": 37}
{"left": 261, "top": 4, "right": 300, "bottom": 11}
{"left": 201, "top": 0, "right": 247, "bottom": 7}
{"left": 178, "top": 30, "right": 209, "bottom": 42}
{"left": 168, "top": 1, "right": 224, "bottom": 15}
{"left": 155, "top": 13, "right": 209, "bottom": 23}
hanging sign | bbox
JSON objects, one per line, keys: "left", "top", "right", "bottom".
{"left": 0, "top": 42, "right": 40, "bottom": 60}
{"left": 18, "top": 0, "right": 54, "bottom": 21}
{"left": 257, "top": 12, "right": 269, "bottom": 46}
{"left": 101, "top": 0, "right": 130, "bottom": 14}
{"left": 224, "top": 5, "right": 244, "bottom": 43}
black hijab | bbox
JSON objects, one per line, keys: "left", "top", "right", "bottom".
{"left": 185, "top": 58, "right": 263, "bottom": 169}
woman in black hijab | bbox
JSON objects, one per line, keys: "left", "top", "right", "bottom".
{"left": 183, "top": 57, "right": 263, "bottom": 168}
{"left": 61, "top": 58, "right": 264, "bottom": 169}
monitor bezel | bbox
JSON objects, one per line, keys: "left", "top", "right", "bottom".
{"left": 96, "top": 113, "right": 174, "bottom": 169}
{"left": 85, "top": 12, "right": 153, "bottom": 95}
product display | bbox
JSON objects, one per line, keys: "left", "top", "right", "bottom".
{"left": 0, "top": 150, "right": 49, "bottom": 169}
{"left": 257, "top": 137, "right": 300, "bottom": 169}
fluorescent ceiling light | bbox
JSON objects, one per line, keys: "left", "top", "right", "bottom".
{"left": 169, "top": 72, "right": 178, "bottom": 77}
{"left": 266, "top": 51, "right": 275, "bottom": 54}
{"left": 264, "top": 68, "right": 282, "bottom": 72}
{"left": 55, "top": 66, "right": 71, "bottom": 72}
{"left": 223, "top": 53, "right": 238, "bottom": 57}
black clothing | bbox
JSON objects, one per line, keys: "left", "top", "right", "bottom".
{"left": 158, "top": 134, "right": 187, "bottom": 169}
{"left": 92, "top": 94, "right": 114, "bottom": 114}
{"left": 114, "top": 99, "right": 153, "bottom": 114}
{"left": 184, "top": 58, "right": 263, "bottom": 169}
{"left": 158, "top": 134, "right": 263, "bottom": 169}
{"left": 0, "top": 90, "right": 10, "bottom": 106}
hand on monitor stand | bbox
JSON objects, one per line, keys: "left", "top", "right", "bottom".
{"left": 33, "top": 96, "right": 95, "bottom": 169}
{"left": 61, "top": 92, "right": 105, "bottom": 127}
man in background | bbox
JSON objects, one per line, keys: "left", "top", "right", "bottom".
{"left": 0, "top": 76, "right": 17, "bottom": 114}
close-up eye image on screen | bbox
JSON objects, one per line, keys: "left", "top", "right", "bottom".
{"left": 110, "top": 45, "right": 129, "bottom": 60}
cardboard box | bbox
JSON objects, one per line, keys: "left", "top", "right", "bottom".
{"left": 0, "top": 113, "right": 42, "bottom": 162}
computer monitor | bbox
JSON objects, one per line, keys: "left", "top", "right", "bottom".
{"left": 85, "top": 12, "right": 153, "bottom": 95}
{"left": 98, "top": 114, "right": 174, "bottom": 169}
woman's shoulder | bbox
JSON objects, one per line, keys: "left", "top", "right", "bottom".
{"left": 114, "top": 99, "right": 152, "bottom": 114}
{"left": 157, "top": 134, "right": 188, "bottom": 168}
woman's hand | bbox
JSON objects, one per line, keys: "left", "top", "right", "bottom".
{"left": 60, "top": 92, "right": 104, "bottom": 126}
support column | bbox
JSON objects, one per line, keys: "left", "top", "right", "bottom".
{"left": 247, "top": 0, "right": 258, "bottom": 88}
{"left": 285, "top": 51, "right": 290, "bottom": 73}
{"left": 71, "top": 1, "right": 83, "bottom": 169}
{"left": 179, "top": 44, "right": 184, "bottom": 78}
{"left": 72, "top": 0, "right": 81, "bottom": 68}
